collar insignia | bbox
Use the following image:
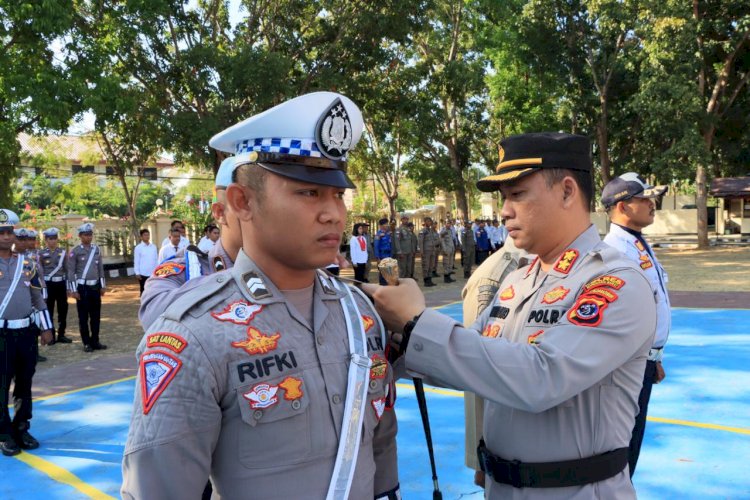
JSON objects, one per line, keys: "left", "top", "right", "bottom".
{"left": 639, "top": 255, "right": 653, "bottom": 270}
{"left": 212, "top": 300, "right": 263, "bottom": 325}
{"left": 541, "top": 286, "right": 570, "bottom": 304}
{"left": 243, "top": 271, "right": 272, "bottom": 300}
{"left": 634, "top": 239, "right": 645, "bottom": 252}
{"left": 279, "top": 376, "right": 303, "bottom": 400}
{"left": 243, "top": 383, "right": 279, "bottom": 409}
{"left": 553, "top": 249, "right": 579, "bottom": 274}
{"left": 315, "top": 97, "right": 353, "bottom": 160}
{"left": 231, "top": 326, "right": 281, "bottom": 355}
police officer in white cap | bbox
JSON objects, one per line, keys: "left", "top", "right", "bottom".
{"left": 601, "top": 172, "right": 670, "bottom": 476}
{"left": 40, "top": 228, "right": 71, "bottom": 344}
{"left": 123, "top": 92, "right": 400, "bottom": 499}
{"left": 14, "top": 228, "right": 49, "bottom": 362}
{"left": 0, "top": 209, "right": 53, "bottom": 456}
{"left": 66, "top": 223, "right": 107, "bottom": 352}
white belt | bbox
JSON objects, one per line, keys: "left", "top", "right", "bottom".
{"left": 648, "top": 347, "right": 664, "bottom": 362}
{"left": 45, "top": 276, "right": 65, "bottom": 282}
{"left": 0, "top": 317, "right": 32, "bottom": 329}
{"left": 77, "top": 279, "right": 99, "bottom": 286}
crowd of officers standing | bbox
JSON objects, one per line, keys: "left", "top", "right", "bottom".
{"left": 367, "top": 214, "right": 508, "bottom": 287}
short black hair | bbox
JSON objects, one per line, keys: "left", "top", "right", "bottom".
{"left": 541, "top": 168, "right": 593, "bottom": 210}
{"left": 352, "top": 223, "right": 361, "bottom": 236}
{"left": 171, "top": 220, "right": 184, "bottom": 228}
{"left": 139, "top": 228, "right": 150, "bottom": 236}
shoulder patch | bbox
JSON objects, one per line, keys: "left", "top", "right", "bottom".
{"left": 140, "top": 351, "right": 182, "bottom": 415}
{"left": 243, "top": 271, "right": 272, "bottom": 300}
{"left": 583, "top": 275, "right": 626, "bottom": 291}
{"left": 567, "top": 295, "right": 609, "bottom": 327}
{"left": 146, "top": 333, "right": 188, "bottom": 353}
{"left": 211, "top": 300, "right": 263, "bottom": 325}
{"left": 153, "top": 262, "right": 185, "bottom": 278}
{"left": 553, "top": 249, "right": 579, "bottom": 274}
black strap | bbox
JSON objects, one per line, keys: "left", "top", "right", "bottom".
{"left": 478, "top": 440, "right": 628, "bottom": 488}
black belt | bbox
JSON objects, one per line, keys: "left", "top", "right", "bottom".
{"left": 478, "top": 439, "right": 628, "bottom": 488}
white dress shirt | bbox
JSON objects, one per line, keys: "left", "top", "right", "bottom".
{"left": 349, "top": 235, "right": 369, "bottom": 264}
{"left": 158, "top": 243, "right": 181, "bottom": 263}
{"left": 198, "top": 237, "right": 216, "bottom": 253}
{"left": 134, "top": 242, "right": 158, "bottom": 277}
{"left": 160, "top": 235, "right": 189, "bottom": 251}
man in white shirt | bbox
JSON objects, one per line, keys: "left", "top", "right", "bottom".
{"left": 197, "top": 224, "right": 219, "bottom": 253}
{"left": 160, "top": 220, "right": 189, "bottom": 251}
{"left": 157, "top": 229, "right": 183, "bottom": 263}
{"left": 490, "top": 219, "right": 508, "bottom": 252}
{"left": 134, "top": 229, "right": 158, "bottom": 296}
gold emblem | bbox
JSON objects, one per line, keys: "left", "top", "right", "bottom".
{"left": 279, "top": 376, "right": 303, "bottom": 400}
{"left": 541, "top": 286, "right": 570, "bottom": 304}
{"left": 231, "top": 327, "right": 281, "bottom": 355}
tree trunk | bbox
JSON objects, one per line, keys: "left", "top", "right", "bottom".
{"left": 454, "top": 187, "right": 468, "bottom": 220}
{"left": 695, "top": 164, "right": 709, "bottom": 249}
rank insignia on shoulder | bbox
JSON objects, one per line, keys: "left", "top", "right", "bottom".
{"left": 212, "top": 256, "right": 226, "bottom": 272}
{"left": 639, "top": 255, "right": 653, "bottom": 270}
{"left": 567, "top": 295, "right": 609, "bottom": 327}
{"left": 140, "top": 351, "right": 182, "bottom": 415}
{"left": 553, "top": 249, "right": 579, "bottom": 274}
{"left": 243, "top": 271, "right": 272, "bottom": 300}
{"left": 243, "top": 383, "right": 279, "bottom": 409}
{"left": 371, "top": 397, "right": 386, "bottom": 421}
{"left": 361, "top": 315, "right": 375, "bottom": 332}
{"left": 527, "top": 329, "right": 544, "bottom": 345}
{"left": 634, "top": 240, "right": 645, "bottom": 252}
{"left": 482, "top": 323, "right": 503, "bottom": 338}
{"left": 499, "top": 285, "right": 515, "bottom": 301}
{"left": 153, "top": 262, "right": 185, "bottom": 278}
{"left": 583, "top": 275, "right": 626, "bottom": 291}
{"left": 212, "top": 300, "right": 263, "bottom": 325}
{"left": 369, "top": 354, "right": 387, "bottom": 380}
{"left": 279, "top": 376, "right": 304, "bottom": 400}
{"left": 232, "top": 326, "right": 281, "bottom": 355}
{"left": 541, "top": 286, "right": 570, "bottom": 304}
{"left": 146, "top": 333, "right": 187, "bottom": 353}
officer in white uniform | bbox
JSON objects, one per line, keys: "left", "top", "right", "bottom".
{"left": 601, "top": 172, "right": 669, "bottom": 476}
{"left": 364, "top": 133, "right": 657, "bottom": 498}
{"left": 122, "top": 92, "right": 400, "bottom": 499}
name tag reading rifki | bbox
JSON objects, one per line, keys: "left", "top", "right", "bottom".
{"left": 237, "top": 351, "right": 298, "bottom": 382}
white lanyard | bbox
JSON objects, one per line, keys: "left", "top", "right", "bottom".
{"left": 48, "top": 249, "right": 65, "bottom": 278}
{"left": 326, "top": 278, "right": 372, "bottom": 500}
{"left": 0, "top": 256, "right": 26, "bottom": 319}
{"left": 80, "top": 245, "right": 97, "bottom": 280}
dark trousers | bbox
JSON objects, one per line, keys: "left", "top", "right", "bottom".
{"left": 0, "top": 327, "right": 37, "bottom": 439}
{"left": 629, "top": 359, "right": 657, "bottom": 476}
{"left": 354, "top": 263, "right": 367, "bottom": 282}
{"left": 138, "top": 275, "right": 148, "bottom": 296}
{"left": 76, "top": 285, "right": 102, "bottom": 347}
{"left": 45, "top": 280, "right": 68, "bottom": 338}
{"left": 476, "top": 249, "right": 489, "bottom": 265}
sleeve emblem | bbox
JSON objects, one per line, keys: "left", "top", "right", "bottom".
{"left": 371, "top": 397, "right": 386, "bottom": 421}
{"left": 140, "top": 351, "right": 182, "bottom": 415}
{"left": 146, "top": 333, "right": 187, "bottom": 353}
{"left": 153, "top": 262, "right": 185, "bottom": 278}
{"left": 567, "top": 296, "right": 609, "bottom": 327}
{"left": 583, "top": 275, "right": 625, "bottom": 291}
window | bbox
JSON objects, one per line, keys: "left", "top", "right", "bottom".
{"left": 142, "top": 167, "right": 157, "bottom": 180}
{"left": 72, "top": 164, "right": 95, "bottom": 175}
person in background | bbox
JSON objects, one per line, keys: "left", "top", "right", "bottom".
{"left": 157, "top": 229, "right": 183, "bottom": 263}
{"left": 197, "top": 225, "right": 220, "bottom": 253}
{"left": 349, "top": 223, "right": 369, "bottom": 282}
{"left": 373, "top": 218, "right": 393, "bottom": 285}
{"left": 439, "top": 219, "right": 456, "bottom": 283}
{"left": 601, "top": 171, "right": 670, "bottom": 477}
{"left": 134, "top": 229, "right": 158, "bottom": 297}
{"left": 40, "top": 227, "right": 71, "bottom": 344}
{"left": 459, "top": 220, "right": 476, "bottom": 278}
{"left": 474, "top": 220, "right": 491, "bottom": 265}
{"left": 160, "top": 220, "right": 189, "bottom": 251}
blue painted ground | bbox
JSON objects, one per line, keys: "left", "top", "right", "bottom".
{"left": 2, "top": 307, "right": 749, "bottom": 499}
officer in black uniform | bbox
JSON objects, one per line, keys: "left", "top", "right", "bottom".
{"left": 1, "top": 209, "right": 54, "bottom": 456}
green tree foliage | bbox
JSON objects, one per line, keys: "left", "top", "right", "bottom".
{"left": 0, "top": 0, "right": 85, "bottom": 206}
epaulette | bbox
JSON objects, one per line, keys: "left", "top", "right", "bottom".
{"left": 162, "top": 273, "right": 235, "bottom": 322}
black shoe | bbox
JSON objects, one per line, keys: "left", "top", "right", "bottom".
{"left": 1, "top": 439, "right": 21, "bottom": 457}
{"left": 56, "top": 335, "right": 72, "bottom": 344}
{"left": 83, "top": 345, "right": 94, "bottom": 353}
{"left": 423, "top": 278, "right": 436, "bottom": 288}
{"left": 37, "top": 354, "right": 47, "bottom": 362}
{"left": 14, "top": 431, "right": 39, "bottom": 450}
{"left": 464, "top": 271, "right": 471, "bottom": 279}
{"left": 444, "top": 274, "right": 455, "bottom": 283}
{"left": 92, "top": 343, "right": 107, "bottom": 350}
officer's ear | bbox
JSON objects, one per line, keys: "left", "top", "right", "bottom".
{"left": 560, "top": 176, "right": 578, "bottom": 209}
{"left": 225, "top": 183, "right": 256, "bottom": 222}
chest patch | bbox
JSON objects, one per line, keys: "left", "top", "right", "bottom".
{"left": 212, "top": 301, "right": 263, "bottom": 325}
{"left": 499, "top": 285, "right": 515, "bottom": 301}
{"left": 541, "top": 286, "right": 570, "bottom": 304}
{"left": 527, "top": 329, "right": 544, "bottom": 345}
{"left": 361, "top": 315, "right": 375, "bottom": 332}
{"left": 482, "top": 323, "right": 503, "bottom": 338}
{"left": 278, "top": 376, "right": 304, "bottom": 400}
{"left": 370, "top": 354, "right": 387, "bottom": 380}
{"left": 243, "top": 383, "right": 279, "bottom": 409}
{"left": 231, "top": 327, "right": 281, "bottom": 355}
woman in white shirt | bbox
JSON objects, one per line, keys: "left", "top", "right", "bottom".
{"left": 348, "top": 223, "right": 369, "bottom": 282}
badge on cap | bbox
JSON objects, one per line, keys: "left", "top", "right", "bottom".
{"left": 315, "top": 98, "right": 354, "bottom": 160}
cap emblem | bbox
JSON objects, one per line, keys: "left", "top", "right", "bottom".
{"left": 316, "top": 98, "right": 353, "bottom": 160}
{"left": 0, "top": 210, "right": 7, "bottom": 223}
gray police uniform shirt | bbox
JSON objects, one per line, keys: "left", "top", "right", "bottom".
{"left": 418, "top": 227, "right": 439, "bottom": 254}
{"left": 439, "top": 227, "right": 455, "bottom": 253}
{"left": 604, "top": 223, "right": 670, "bottom": 349}
{"left": 394, "top": 224, "right": 415, "bottom": 254}
{"left": 405, "top": 225, "right": 656, "bottom": 499}
{"left": 123, "top": 250, "right": 399, "bottom": 499}
{"left": 66, "top": 244, "right": 105, "bottom": 290}
{"left": 1, "top": 253, "right": 49, "bottom": 323}
{"left": 40, "top": 247, "right": 67, "bottom": 281}
{"left": 139, "top": 240, "right": 233, "bottom": 330}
